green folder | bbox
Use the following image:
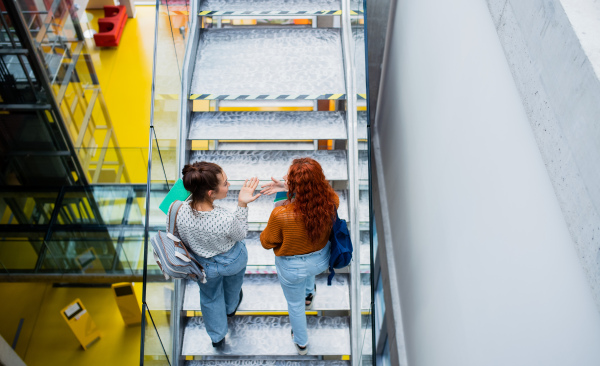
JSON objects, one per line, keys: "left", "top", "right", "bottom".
{"left": 159, "top": 179, "right": 191, "bottom": 214}
{"left": 274, "top": 191, "right": 288, "bottom": 203}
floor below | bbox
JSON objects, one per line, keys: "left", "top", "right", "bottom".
{"left": 0, "top": 282, "right": 146, "bottom": 366}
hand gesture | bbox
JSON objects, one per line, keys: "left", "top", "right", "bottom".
{"left": 238, "top": 177, "right": 261, "bottom": 207}
{"left": 260, "top": 177, "right": 288, "bottom": 195}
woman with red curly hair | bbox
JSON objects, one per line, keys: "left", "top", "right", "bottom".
{"left": 260, "top": 157, "right": 339, "bottom": 355}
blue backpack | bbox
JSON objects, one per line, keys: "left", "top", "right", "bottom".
{"left": 328, "top": 210, "right": 353, "bottom": 285}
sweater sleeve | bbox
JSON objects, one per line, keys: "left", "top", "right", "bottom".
{"left": 260, "top": 208, "right": 284, "bottom": 250}
{"left": 226, "top": 205, "right": 249, "bottom": 242}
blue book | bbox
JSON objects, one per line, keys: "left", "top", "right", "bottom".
{"left": 159, "top": 179, "right": 191, "bottom": 214}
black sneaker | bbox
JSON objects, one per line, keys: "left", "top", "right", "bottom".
{"left": 291, "top": 330, "right": 308, "bottom": 355}
{"left": 212, "top": 338, "right": 225, "bottom": 348}
{"left": 227, "top": 289, "right": 243, "bottom": 317}
{"left": 305, "top": 284, "right": 316, "bottom": 310}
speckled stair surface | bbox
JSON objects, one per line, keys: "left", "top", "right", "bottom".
{"left": 182, "top": 316, "right": 351, "bottom": 356}
{"left": 191, "top": 28, "right": 345, "bottom": 97}
{"left": 183, "top": 273, "right": 351, "bottom": 312}
{"left": 216, "top": 189, "right": 349, "bottom": 222}
{"left": 189, "top": 112, "right": 347, "bottom": 140}
{"left": 189, "top": 150, "right": 349, "bottom": 181}
{"left": 188, "top": 361, "right": 349, "bottom": 366}
{"left": 199, "top": 0, "right": 343, "bottom": 12}
{"left": 216, "top": 142, "right": 316, "bottom": 150}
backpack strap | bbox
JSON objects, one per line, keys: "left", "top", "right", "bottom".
{"left": 167, "top": 200, "right": 185, "bottom": 234}
{"left": 166, "top": 200, "right": 205, "bottom": 272}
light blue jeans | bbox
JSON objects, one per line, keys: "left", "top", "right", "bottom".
{"left": 275, "top": 242, "right": 331, "bottom": 347}
{"left": 192, "top": 240, "right": 247, "bottom": 343}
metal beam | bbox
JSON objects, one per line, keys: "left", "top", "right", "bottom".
{"left": 0, "top": 104, "right": 52, "bottom": 110}
{"left": 0, "top": 273, "right": 164, "bottom": 283}
{"left": 2, "top": 0, "right": 89, "bottom": 185}
{"left": 0, "top": 49, "right": 28, "bottom": 55}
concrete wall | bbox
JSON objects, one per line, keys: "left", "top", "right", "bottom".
{"left": 371, "top": 0, "right": 600, "bottom": 364}
{"left": 487, "top": 0, "right": 600, "bottom": 310}
{"left": 0, "top": 334, "right": 26, "bottom": 366}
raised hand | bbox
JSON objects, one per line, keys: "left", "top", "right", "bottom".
{"left": 238, "top": 177, "right": 261, "bottom": 207}
{"left": 260, "top": 177, "right": 288, "bottom": 195}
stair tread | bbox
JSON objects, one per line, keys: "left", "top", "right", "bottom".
{"left": 191, "top": 29, "right": 344, "bottom": 96}
{"left": 182, "top": 316, "right": 351, "bottom": 355}
{"left": 184, "top": 273, "right": 350, "bottom": 311}
{"left": 358, "top": 111, "right": 367, "bottom": 140}
{"left": 199, "top": 0, "right": 342, "bottom": 12}
{"left": 189, "top": 112, "right": 347, "bottom": 141}
{"left": 213, "top": 189, "right": 349, "bottom": 223}
{"left": 188, "top": 361, "right": 349, "bottom": 365}
{"left": 354, "top": 28, "right": 366, "bottom": 95}
{"left": 189, "top": 150, "right": 349, "bottom": 181}
{"left": 216, "top": 142, "right": 316, "bottom": 150}
{"left": 245, "top": 231, "right": 370, "bottom": 267}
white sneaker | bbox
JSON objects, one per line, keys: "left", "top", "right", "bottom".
{"left": 295, "top": 343, "right": 309, "bottom": 355}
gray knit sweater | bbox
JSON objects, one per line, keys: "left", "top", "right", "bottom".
{"left": 169, "top": 202, "right": 249, "bottom": 258}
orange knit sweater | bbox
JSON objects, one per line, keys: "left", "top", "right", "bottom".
{"left": 260, "top": 195, "right": 339, "bottom": 256}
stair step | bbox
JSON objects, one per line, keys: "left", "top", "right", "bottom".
{"left": 216, "top": 189, "right": 348, "bottom": 223}
{"left": 245, "top": 232, "right": 276, "bottom": 267}
{"left": 199, "top": 0, "right": 342, "bottom": 12}
{"left": 188, "top": 361, "right": 349, "bottom": 366}
{"left": 183, "top": 273, "right": 351, "bottom": 312}
{"left": 359, "top": 150, "right": 368, "bottom": 181}
{"left": 354, "top": 28, "right": 366, "bottom": 95}
{"left": 217, "top": 142, "right": 316, "bottom": 150}
{"left": 245, "top": 230, "right": 370, "bottom": 267}
{"left": 189, "top": 150, "right": 349, "bottom": 181}
{"left": 190, "top": 356, "right": 322, "bottom": 361}
{"left": 189, "top": 112, "right": 347, "bottom": 141}
{"left": 361, "top": 273, "right": 371, "bottom": 311}
{"left": 182, "top": 316, "right": 351, "bottom": 356}
{"left": 358, "top": 111, "right": 367, "bottom": 140}
{"left": 191, "top": 29, "right": 344, "bottom": 97}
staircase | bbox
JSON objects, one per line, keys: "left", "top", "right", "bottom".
{"left": 168, "top": 0, "right": 371, "bottom": 364}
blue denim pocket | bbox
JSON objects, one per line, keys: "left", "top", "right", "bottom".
{"left": 195, "top": 257, "right": 219, "bottom": 279}
{"left": 216, "top": 242, "right": 248, "bottom": 277}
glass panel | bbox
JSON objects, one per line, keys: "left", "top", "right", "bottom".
{"left": 142, "top": 305, "right": 172, "bottom": 365}
{"left": 360, "top": 311, "right": 373, "bottom": 366}
{"left": 142, "top": 0, "right": 190, "bottom": 362}
{"left": 47, "top": 229, "right": 125, "bottom": 273}
{"left": 0, "top": 190, "right": 57, "bottom": 225}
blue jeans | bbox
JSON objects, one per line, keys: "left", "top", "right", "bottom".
{"left": 275, "top": 242, "right": 331, "bottom": 347}
{"left": 192, "top": 241, "right": 247, "bottom": 343}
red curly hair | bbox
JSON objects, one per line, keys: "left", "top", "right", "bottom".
{"left": 286, "top": 157, "right": 338, "bottom": 244}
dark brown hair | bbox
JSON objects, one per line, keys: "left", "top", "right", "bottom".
{"left": 287, "top": 157, "right": 337, "bottom": 244}
{"left": 182, "top": 161, "right": 223, "bottom": 207}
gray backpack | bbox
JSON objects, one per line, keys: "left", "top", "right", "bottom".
{"left": 151, "top": 200, "right": 207, "bottom": 283}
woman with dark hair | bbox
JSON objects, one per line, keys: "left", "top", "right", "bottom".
{"left": 170, "top": 161, "right": 260, "bottom": 348}
{"left": 260, "top": 157, "right": 339, "bottom": 355}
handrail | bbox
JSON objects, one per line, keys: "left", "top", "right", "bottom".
{"left": 340, "top": 1, "right": 362, "bottom": 365}
{"left": 173, "top": 1, "right": 200, "bottom": 365}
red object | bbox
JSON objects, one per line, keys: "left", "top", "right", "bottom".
{"left": 93, "top": 6, "right": 127, "bottom": 47}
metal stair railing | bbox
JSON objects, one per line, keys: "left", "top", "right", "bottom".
{"left": 155, "top": 0, "right": 375, "bottom": 365}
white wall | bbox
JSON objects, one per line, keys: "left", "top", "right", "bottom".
{"left": 372, "top": 0, "right": 600, "bottom": 364}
